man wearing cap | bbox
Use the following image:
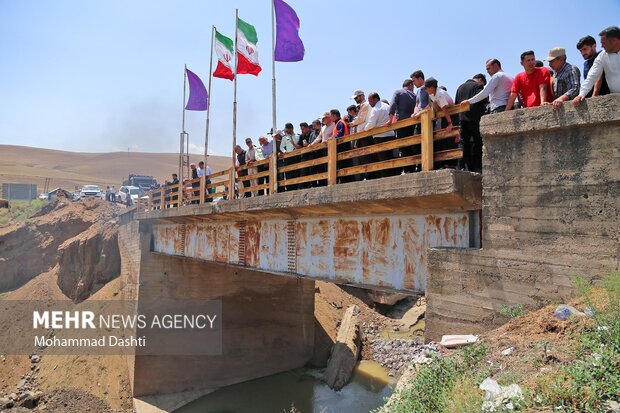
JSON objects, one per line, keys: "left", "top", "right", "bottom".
{"left": 506, "top": 51, "right": 553, "bottom": 110}
{"left": 280, "top": 123, "right": 302, "bottom": 190}
{"left": 574, "top": 26, "right": 620, "bottom": 106}
{"left": 310, "top": 112, "right": 334, "bottom": 145}
{"left": 544, "top": 47, "right": 581, "bottom": 110}
{"left": 348, "top": 90, "right": 371, "bottom": 132}
{"left": 345, "top": 90, "right": 372, "bottom": 177}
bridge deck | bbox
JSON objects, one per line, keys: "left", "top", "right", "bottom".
{"left": 137, "top": 171, "right": 481, "bottom": 293}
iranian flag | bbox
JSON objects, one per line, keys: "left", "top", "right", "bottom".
{"left": 213, "top": 30, "right": 235, "bottom": 80}
{"left": 236, "top": 17, "right": 261, "bottom": 76}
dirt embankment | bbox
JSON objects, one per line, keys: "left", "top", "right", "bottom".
{"left": 0, "top": 199, "right": 134, "bottom": 412}
{"left": 0, "top": 198, "right": 122, "bottom": 301}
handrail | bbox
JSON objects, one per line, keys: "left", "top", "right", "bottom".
{"left": 141, "top": 102, "right": 470, "bottom": 211}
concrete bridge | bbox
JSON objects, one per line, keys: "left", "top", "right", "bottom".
{"left": 120, "top": 95, "right": 619, "bottom": 410}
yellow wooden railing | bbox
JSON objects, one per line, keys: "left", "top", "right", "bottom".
{"left": 139, "top": 102, "right": 470, "bottom": 211}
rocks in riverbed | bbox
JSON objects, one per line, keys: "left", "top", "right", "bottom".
{"left": 371, "top": 338, "right": 439, "bottom": 376}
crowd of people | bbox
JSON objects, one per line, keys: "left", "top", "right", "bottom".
{"left": 165, "top": 26, "right": 619, "bottom": 202}
{"left": 230, "top": 26, "right": 619, "bottom": 197}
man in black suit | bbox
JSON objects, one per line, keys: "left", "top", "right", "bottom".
{"left": 455, "top": 74, "right": 487, "bottom": 172}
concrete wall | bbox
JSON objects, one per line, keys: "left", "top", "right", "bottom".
{"left": 117, "top": 209, "right": 140, "bottom": 392}
{"left": 133, "top": 227, "right": 315, "bottom": 397}
{"left": 426, "top": 94, "right": 620, "bottom": 341}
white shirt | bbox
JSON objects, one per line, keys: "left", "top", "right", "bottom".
{"left": 469, "top": 70, "right": 513, "bottom": 110}
{"left": 246, "top": 146, "right": 256, "bottom": 162}
{"left": 579, "top": 50, "right": 620, "bottom": 96}
{"left": 348, "top": 101, "right": 371, "bottom": 131}
{"left": 317, "top": 122, "right": 334, "bottom": 142}
{"left": 429, "top": 88, "right": 454, "bottom": 108}
{"left": 365, "top": 101, "right": 395, "bottom": 137}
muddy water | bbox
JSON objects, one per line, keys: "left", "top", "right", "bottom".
{"left": 174, "top": 361, "right": 395, "bottom": 413}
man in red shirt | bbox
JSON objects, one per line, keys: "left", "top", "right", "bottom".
{"left": 506, "top": 50, "right": 553, "bottom": 110}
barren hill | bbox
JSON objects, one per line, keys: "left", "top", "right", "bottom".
{"left": 0, "top": 145, "right": 230, "bottom": 192}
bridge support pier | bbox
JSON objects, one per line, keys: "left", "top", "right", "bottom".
{"left": 131, "top": 228, "right": 315, "bottom": 398}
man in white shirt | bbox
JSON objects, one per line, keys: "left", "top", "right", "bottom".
{"left": 245, "top": 138, "right": 258, "bottom": 196}
{"left": 365, "top": 92, "right": 396, "bottom": 178}
{"left": 347, "top": 90, "right": 371, "bottom": 133}
{"left": 574, "top": 25, "right": 620, "bottom": 106}
{"left": 416, "top": 78, "right": 457, "bottom": 168}
{"left": 463, "top": 58, "right": 513, "bottom": 113}
{"left": 310, "top": 112, "right": 334, "bottom": 144}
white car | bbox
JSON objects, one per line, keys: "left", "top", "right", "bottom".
{"left": 117, "top": 186, "right": 145, "bottom": 205}
{"left": 80, "top": 185, "right": 104, "bottom": 199}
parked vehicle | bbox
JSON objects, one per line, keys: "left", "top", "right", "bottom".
{"left": 117, "top": 186, "right": 147, "bottom": 205}
{"left": 122, "top": 174, "right": 154, "bottom": 192}
{"left": 80, "top": 185, "right": 104, "bottom": 199}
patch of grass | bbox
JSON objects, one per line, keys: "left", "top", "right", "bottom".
{"left": 499, "top": 304, "right": 526, "bottom": 318}
{"left": 0, "top": 199, "right": 46, "bottom": 226}
{"left": 375, "top": 344, "right": 488, "bottom": 413}
{"left": 446, "top": 374, "right": 485, "bottom": 413}
{"left": 495, "top": 370, "right": 523, "bottom": 387}
{"left": 533, "top": 272, "right": 620, "bottom": 412}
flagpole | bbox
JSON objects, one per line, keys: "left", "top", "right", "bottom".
{"left": 180, "top": 64, "right": 188, "bottom": 184}
{"left": 271, "top": 0, "right": 277, "bottom": 136}
{"left": 205, "top": 26, "right": 216, "bottom": 169}
{"left": 232, "top": 9, "right": 238, "bottom": 179}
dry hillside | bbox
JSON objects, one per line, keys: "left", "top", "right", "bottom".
{"left": 0, "top": 145, "right": 230, "bottom": 192}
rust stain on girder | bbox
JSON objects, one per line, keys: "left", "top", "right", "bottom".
{"left": 333, "top": 220, "right": 360, "bottom": 283}
{"left": 245, "top": 221, "right": 261, "bottom": 268}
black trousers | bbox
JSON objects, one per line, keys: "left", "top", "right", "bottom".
{"left": 458, "top": 119, "right": 482, "bottom": 172}
{"left": 396, "top": 125, "right": 417, "bottom": 172}
{"left": 351, "top": 136, "right": 374, "bottom": 181}
{"left": 373, "top": 135, "right": 397, "bottom": 178}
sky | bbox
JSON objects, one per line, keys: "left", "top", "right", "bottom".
{"left": 0, "top": 0, "right": 618, "bottom": 157}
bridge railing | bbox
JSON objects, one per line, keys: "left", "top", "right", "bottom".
{"left": 138, "top": 102, "right": 470, "bottom": 212}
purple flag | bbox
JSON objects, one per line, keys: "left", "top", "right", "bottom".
{"left": 274, "top": 0, "right": 305, "bottom": 62}
{"left": 185, "top": 68, "right": 208, "bottom": 111}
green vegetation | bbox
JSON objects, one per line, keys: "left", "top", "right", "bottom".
{"left": 498, "top": 303, "right": 526, "bottom": 318}
{"left": 378, "top": 272, "right": 620, "bottom": 413}
{"left": 533, "top": 272, "right": 620, "bottom": 412}
{"left": 374, "top": 344, "right": 489, "bottom": 413}
{"left": 0, "top": 199, "right": 46, "bottom": 226}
